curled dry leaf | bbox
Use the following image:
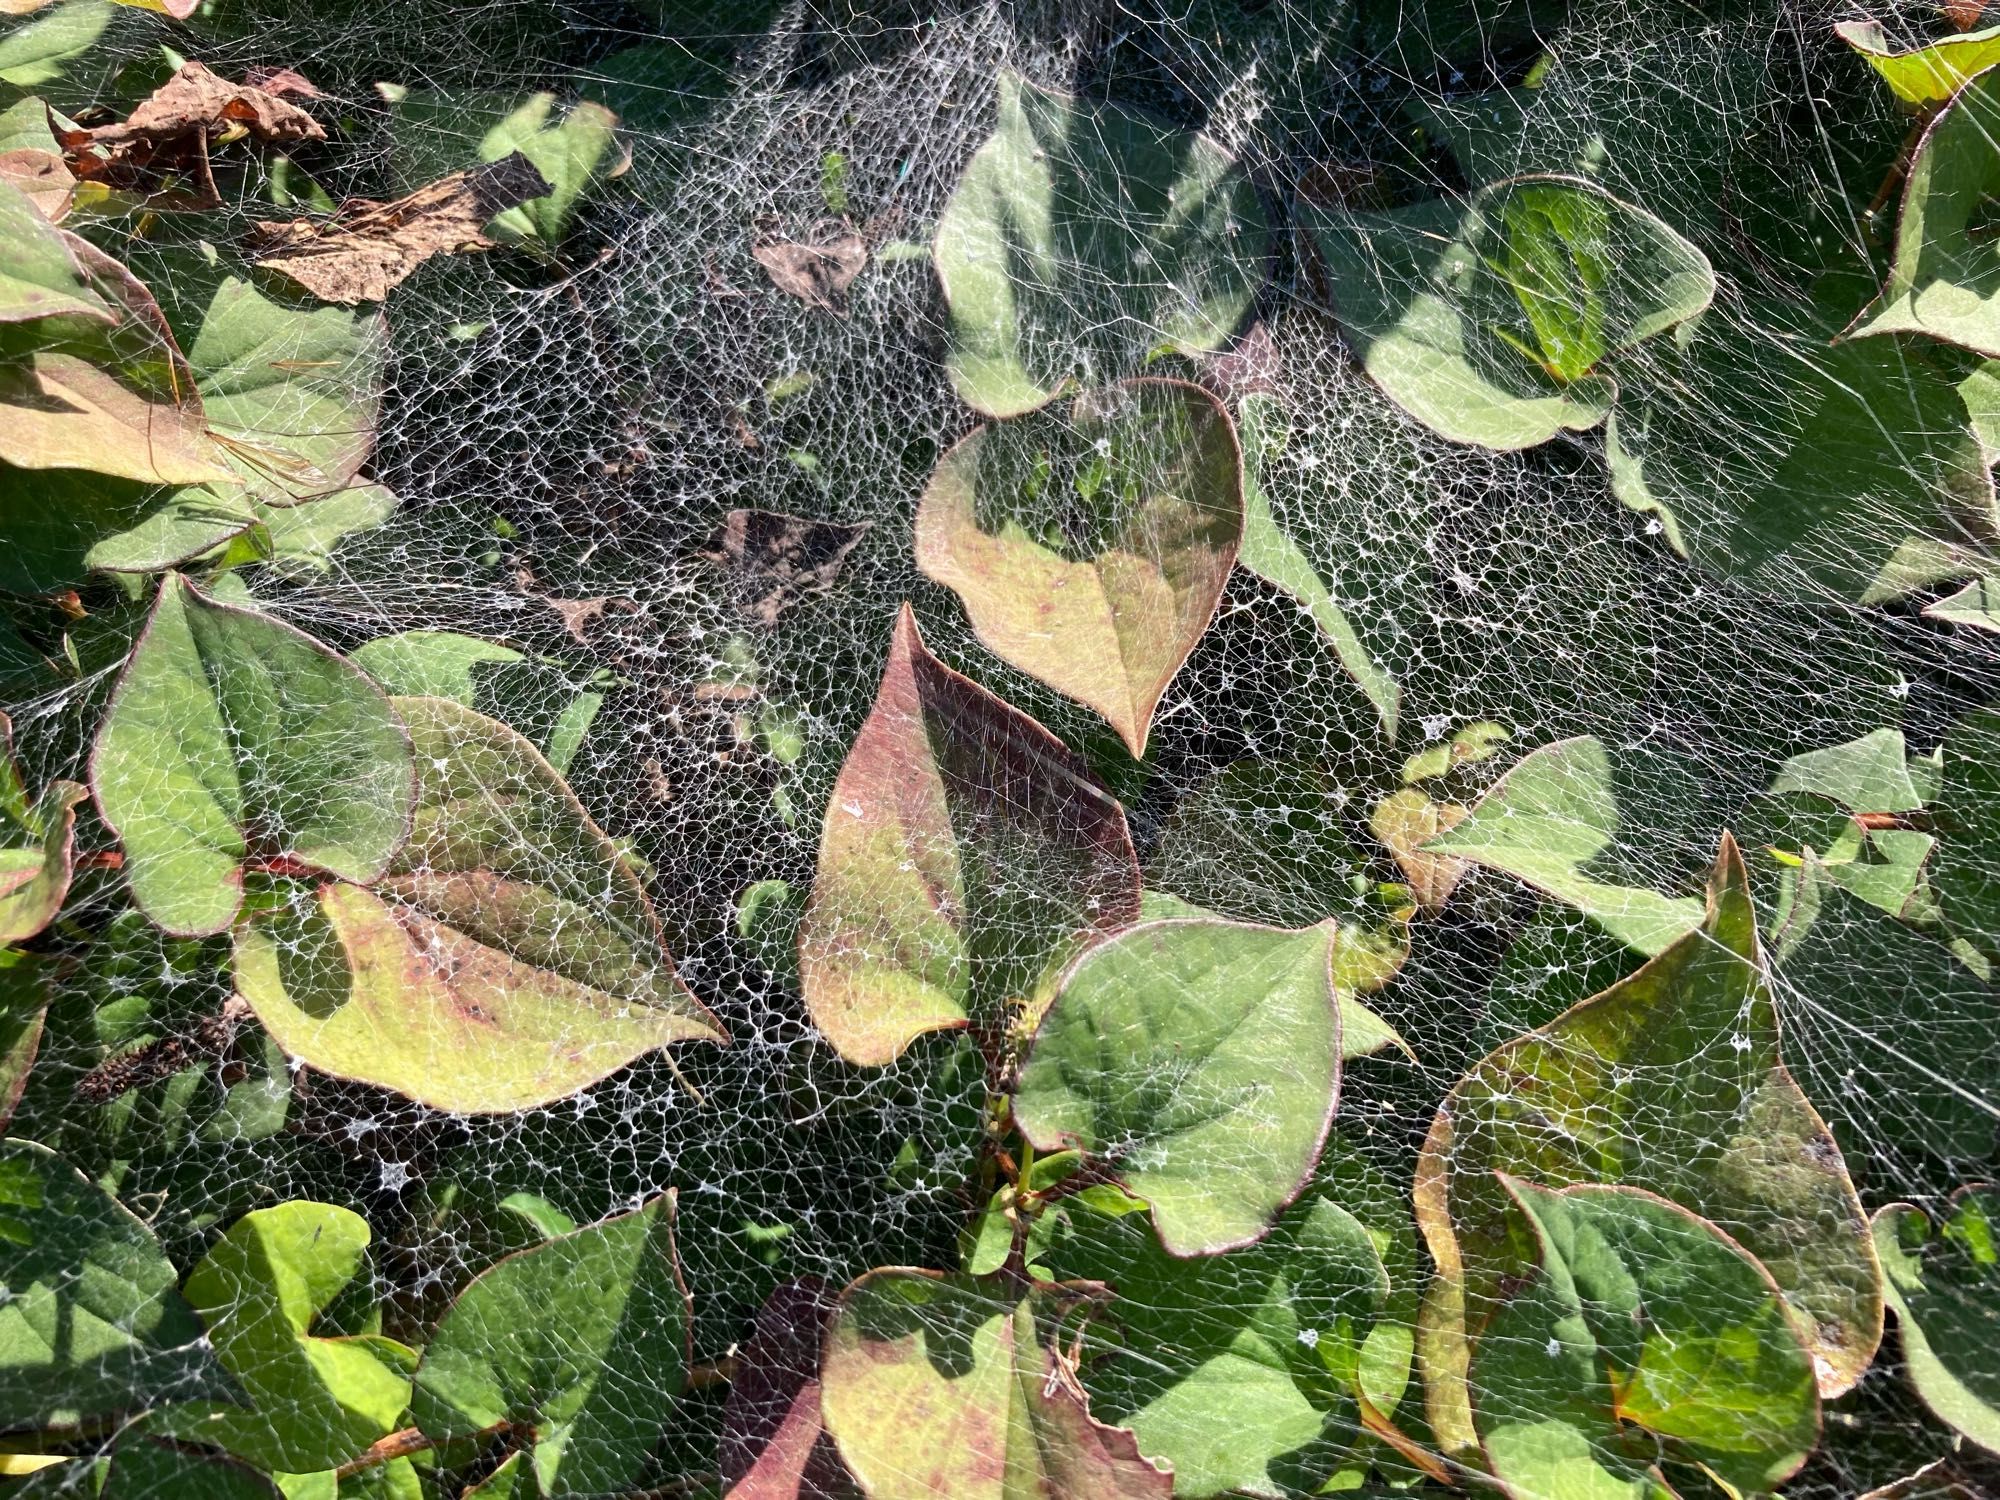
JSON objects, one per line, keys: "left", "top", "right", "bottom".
{"left": 752, "top": 223, "right": 869, "bottom": 313}
{"left": 0, "top": 146, "right": 73, "bottom": 221}
{"left": 701, "top": 507, "right": 870, "bottom": 626}
{"left": 247, "top": 153, "right": 553, "bottom": 305}
{"left": 57, "top": 60, "right": 324, "bottom": 207}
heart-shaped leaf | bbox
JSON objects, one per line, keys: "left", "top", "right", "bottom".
{"left": 1310, "top": 175, "right": 1714, "bottom": 450}
{"left": 1854, "top": 61, "right": 2000, "bottom": 355}
{"left": 819, "top": 1270, "right": 1173, "bottom": 1500}
{"left": 1608, "top": 300, "right": 1995, "bottom": 603}
{"left": 231, "top": 695, "right": 725, "bottom": 1113}
{"left": 152, "top": 1201, "right": 413, "bottom": 1473}
{"left": 1414, "top": 837, "right": 1879, "bottom": 1455}
{"left": 1014, "top": 917, "right": 1343, "bottom": 1256}
{"left": 91, "top": 573, "right": 416, "bottom": 938}
{"left": 1421, "top": 736, "right": 1704, "bottom": 953}
{"left": 412, "top": 1192, "right": 689, "bottom": 1498}
{"left": 1472, "top": 1178, "right": 1819, "bottom": 1499}
{"left": 1871, "top": 1186, "right": 2000, "bottom": 1454}
{"left": 0, "top": 710, "right": 85, "bottom": 944}
{"left": 916, "top": 379, "right": 1243, "bottom": 758}
{"left": 934, "top": 71, "right": 1269, "bottom": 417}
{"left": 0, "top": 1137, "right": 232, "bottom": 1429}
{"left": 797, "top": 605, "right": 1139, "bottom": 1067}
{"left": 1838, "top": 18, "right": 2000, "bottom": 108}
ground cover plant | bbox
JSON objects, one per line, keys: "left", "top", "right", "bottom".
{"left": 1, "top": 0, "right": 1999, "bottom": 1496}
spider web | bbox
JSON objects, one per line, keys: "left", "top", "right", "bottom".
{"left": 5, "top": 0, "right": 2000, "bottom": 1496}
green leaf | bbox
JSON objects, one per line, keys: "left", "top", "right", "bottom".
{"left": 1014, "top": 917, "right": 1343, "bottom": 1256}
{"left": 1607, "top": 297, "right": 1994, "bottom": 604}
{"left": 1838, "top": 18, "right": 2000, "bottom": 108}
{"left": 797, "top": 605, "right": 1139, "bottom": 1067}
{"left": 413, "top": 1193, "right": 689, "bottom": 1499}
{"left": 0, "top": 710, "right": 85, "bottom": 944}
{"left": 478, "top": 94, "right": 620, "bottom": 246}
{"left": 0, "top": 170, "right": 112, "bottom": 323}
{"left": 91, "top": 573, "right": 416, "bottom": 938}
{"left": 916, "top": 378, "right": 1242, "bottom": 758}
{"left": 154, "top": 1201, "right": 412, "bottom": 1473}
{"left": 1309, "top": 175, "right": 1713, "bottom": 450}
{"left": 0, "top": 1137, "right": 230, "bottom": 1427}
{"left": 1926, "top": 575, "right": 2000, "bottom": 632}
{"left": 819, "top": 1270, "right": 1173, "bottom": 1499}
{"left": 1872, "top": 1187, "right": 2000, "bottom": 1454}
{"left": 232, "top": 695, "right": 725, "bottom": 1113}
{"left": 1233, "top": 394, "right": 1398, "bottom": 739}
{"left": 0, "top": 465, "right": 256, "bottom": 594}
{"left": 171, "top": 271, "right": 387, "bottom": 505}
{"left": 350, "top": 629, "right": 527, "bottom": 703}
{"left": 1131, "top": 886, "right": 1406, "bottom": 1062}
{"left": 1773, "top": 727, "right": 1936, "bottom": 814}
{"left": 1415, "top": 837, "right": 1880, "bottom": 1455}
{"left": 1855, "top": 62, "right": 2000, "bottom": 356}
{"left": 1472, "top": 1179, "right": 1819, "bottom": 1499}
{"left": 243, "top": 482, "right": 399, "bottom": 579}
{"left": 0, "top": 1, "right": 110, "bottom": 88}
{"left": 1402, "top": 721, "right": 1511, "bottom": 785}
{"left": 1035, "top": 1160, "right": 1412, "bottom": 1498}
{"left": 1422, "top": 736, "right": 1704, "bottom": 953}
{"left": 1769, "top": 863, "right": 2000, "bottom": 1169}
{"left": 0, "top": 204, "right": 236, "bottom": 487}
{"left": 933, "top": 71, "right": 1269, "bottom": 417}
{"left": 1930, "top": 706, "right": 2000, "bottom": 956}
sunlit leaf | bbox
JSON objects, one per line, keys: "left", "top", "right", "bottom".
{"left": 91, "top": 574, "right": 415, "bottom": 938}
{"left": 934, "top": 71, "right": 1268, "bottom": 417}
{"left": 1422, "top": 736, "right": 1704, "bottom": 952}
{"left": 916, "top": 379, "right": 1242, "bottom": 757}
{"left": 1310, "top": 175, "right": 1713, "bottom": 450}
{"left": 1014, "top": 917, "right": 1343, "bottom": 1256}
{"left": 0, "top": 710, "right": 84, "bottom": 944}
{"left": 413, "top": 1193, "right": 689, "bottom": 1498}
{"left": 1838, "top": 18, "right": 2000, "bottom": 107}
{"left": 797, "top": 605, "right": 1139, "bottom": 1067}
{"left": 153, "top": 1201, "right": 412, "bottom": 1473}
{"left": 232, "top": 695, "right": 724, "bottom": 1113}
{"left": 820, "top": 1270, "right": 1173, "bottom": 1499}
{"left": 1414, "top": 837, "right": 1879, "bottom": 1455}
{"left": 1872, "top": 1187, "right": 2000, "bottom": 1455}
{"left": 1472, "top": 1179, "right": 1819, "bottom": 1499}
{"left": 1855, "top": 62, "right": 2000, "bottom": 355}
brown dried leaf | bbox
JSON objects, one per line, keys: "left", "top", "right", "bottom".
{"left": 56, "top": 60, "right": 325, "bottom": 208}
{"left": 752, "top": 225, "right": 868, "bottom": 313}
{"left": 701, "top": 508, "right": 869, "bottom": 626}
{"left": 247, "top": 154, "right": 552, "bottom": 305}
{"left": 1368, "top": 788, "right": 1470, "bottom": 911}
{"left": 82, "top": 60, "right": 324, "bottom": 148}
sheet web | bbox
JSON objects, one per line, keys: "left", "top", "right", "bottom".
{"left": 4, "top": 0, "right": 2000, "bottom": 1497}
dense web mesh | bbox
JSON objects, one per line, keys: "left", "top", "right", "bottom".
{"left": 5, "top": 0, "right": 2000, "bottom": 1497}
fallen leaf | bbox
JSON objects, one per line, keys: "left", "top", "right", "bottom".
{"left": 545, "top": 594, "right": 637, "bottom": 643}
{"left": 752, "top": 223, "right": 868, "bottom": 312}
{"left": 701, "top": 508, "right": 869, "bottom": 625}
{"left": 247, "top": 153, "right": 552, "bottom": 305}
{"left": 58, "top": 60, "right": 324, "bottom": 206}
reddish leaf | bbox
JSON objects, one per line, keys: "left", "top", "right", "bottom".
{"left": 720, "top": 1280, "right": 858, "bottom": 1500}
{"left": 797, "top": 606, "right": 1139, "bottom": 1067}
